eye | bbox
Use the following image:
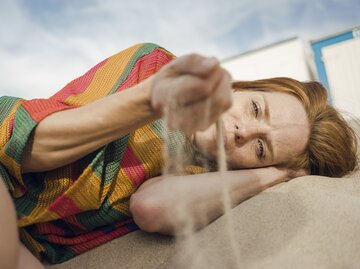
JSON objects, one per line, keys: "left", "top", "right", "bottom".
{"left": 251, "top": 100, "right": 260, "bottom": 117}
{"left": 257, "top": 139, "right": 265, "bottom": 160}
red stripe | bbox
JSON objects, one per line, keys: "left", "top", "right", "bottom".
{"left": 121, "top": 147, "right": 147, "bottom": 187}
{"left": 34, "top": 215, "right": 86, "bottom": 235}
{"left": 115, "top": 48, "right": 174, "bottom": 93}
{"left": 8, "top": 118, "right": 14, "bottom": 137}
{"left": 69, "top": 225, "right": 133, "bottom": 253}
{"left": 35, "top": 222, "right": 65, "bottom": 236}
{"left": 48, "top": 195, "right": 82, "bottom": 217}
{"left": 45, "top": 219, "right": 133, "bottom": 246}
{"left": 50, "top": 58, "right": 109, "bottom": 102}
{"left": 22, "top": 49, "right": 172, "bottom": 123}
{"left": 22, "top": 99, "right": 76, "bottom": 123}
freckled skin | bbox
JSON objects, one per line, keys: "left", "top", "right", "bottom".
{"left": 193, "top": 90, "right": 310, "bottom": 169}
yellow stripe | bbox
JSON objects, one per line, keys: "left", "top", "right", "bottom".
{"left": 113, "top": 199, "right": 130, "bottom": 215}
{"left": 18, "top": 171, "right": 64, "bottom": 226}
{"left": 19, "top": 167, "right": 75, "bottom": 226}
{"left": 107, "top": 168, "right": 134, "bottom": 215}
{"left": 18, "top": 166, "right": 102, "bottom": 226}
{"left": 0, "top": 100, "right": 25, "bottom": 190}
{"left": 0, "top": 100, "right": 22, "bottom": 148}
{"left": 107, "top": 126, "right": 164, "bottom": 215}
{"left": 130, "top": 125, "right": 164, "bottom": 178}
{"left": 61, "top": 166, "right": 103, "bottom": 211}
{"left": 0, "top": 153, "right": 22, "bottom": 187}
{"left": 64, "top": 43, "right": 144, "bottom": 106}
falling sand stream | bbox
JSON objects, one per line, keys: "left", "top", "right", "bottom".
{"left": 162, "top": 95, "right": 241, "bottom": 268}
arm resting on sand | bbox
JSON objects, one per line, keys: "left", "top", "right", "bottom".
{"left": 130, "top": 167, "right": 288, "bottom": 235}
{"left": 21, "top": 77, "right": 157, "bottom": 173}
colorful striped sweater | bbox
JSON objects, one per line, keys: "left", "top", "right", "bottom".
{"left": 0, "top": 43, "right": 203, "bottom": 264}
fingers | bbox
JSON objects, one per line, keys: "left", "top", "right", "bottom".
{"left": 150, "top": 56, "right": 222, "bottom": 115}
{"left": 167, "top": 69, "right": 233, "bottom": 133}
{"left": 208, "top": 69, "right": 233, "bottom": 121}
{"left": 167, "top": 54, "right": 220, "bottom": 77}
{"left": 151, "top": 52, "right": 233, "bottom": 133}
{"left": 172, "top": 65, "right": 224, "bottom": 106}
{"left": 193, "top": 69, "right": 232, "bottom": 131}
{"left": 167, "top": 99, "right": 212, "bottom": 133}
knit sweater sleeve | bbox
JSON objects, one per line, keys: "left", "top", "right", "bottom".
{"left": 0, "top": 43, "right": 175, "bottom": 196}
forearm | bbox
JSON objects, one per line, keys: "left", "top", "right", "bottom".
{"left": 130, "top": 167, "right": 287, "bottom": 234}
{"left": 22, "top": 77, "right": 158, "bottom": 173}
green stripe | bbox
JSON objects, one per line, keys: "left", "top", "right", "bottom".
{"left": 0, "top": 99, "right": 47, "bottom": 216}
{"left": 75, "top": 199, "right": 130, "bottom": 229}
{"left": 150, "top": 119, "right": 186, "bottom": 157}
{"left": 0, "top": 96, "right": 23, "bottom": 125}
{"left": 39, "top": 240, "right": 77, "bottom": 264}
{"left": 108, "top": 43, "right": 162, "bottom": 95}
{"left": 5, "top": 105, "right": 37, "bottom": 163}
{"left": 14, "top": 173, "right": 46, "bottom": 217}
{"left": 91, "top": 135, "right": 130, "bottom": 182}
{"left": 150, "top": 119, "right": 166, "bottom": 140}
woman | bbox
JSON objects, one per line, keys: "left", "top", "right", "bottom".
{"left": 0, "top": 43, "right": 357, "bottom": 268}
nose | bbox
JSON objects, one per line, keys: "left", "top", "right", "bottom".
{"left": 234, "top": 123, "right": 262, "bottom": 144}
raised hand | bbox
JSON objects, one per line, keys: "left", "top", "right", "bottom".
{"left": 150, "top": 54, "right": 233, "bottom": 134}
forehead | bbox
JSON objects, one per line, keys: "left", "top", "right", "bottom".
{"left": 261, "top": 91, "right": 310, "bottom": 164}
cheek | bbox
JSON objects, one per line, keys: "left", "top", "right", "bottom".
{"left": 194, "top": 125, "right": 217, "bottom": 154}
{"left": 226, "top": 146, "right": 246, "bottom": 168}
{"left": 226, "top": 143, "right": 260, "bottom": 169}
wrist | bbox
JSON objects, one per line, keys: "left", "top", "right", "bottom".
{"left": 257, "top": 167, "right": 288, "bottom": 189}
{"left": 113, "top": 76, "right": 160, "bottom": 123}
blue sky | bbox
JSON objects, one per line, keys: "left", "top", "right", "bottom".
{"left": 0, "top": 0, "right": 359, "bottom": 99}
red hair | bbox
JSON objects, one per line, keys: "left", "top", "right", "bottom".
{"left": 232, "top": 77, "right": 358, "bottom": 177}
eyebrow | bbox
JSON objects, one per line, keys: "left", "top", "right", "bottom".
{"left": 261, "top": 94, "right": 275, "bottom": 163}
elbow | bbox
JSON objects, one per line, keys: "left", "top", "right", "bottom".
{"left": 130, "top": 193, "right": 171, "bottom": 234}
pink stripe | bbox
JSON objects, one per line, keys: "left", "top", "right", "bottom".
{"left": 120, "top": 147, "right": 147, "bottom": 187}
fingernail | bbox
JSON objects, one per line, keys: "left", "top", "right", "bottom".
{"left": 202, "top": 57, "right": 218, "bottom": 69}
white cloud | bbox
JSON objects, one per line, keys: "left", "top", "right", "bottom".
{"left": 0, "top": 0, "right": 358, "bottom": 99}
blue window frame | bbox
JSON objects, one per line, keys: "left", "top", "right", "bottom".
{"left": 311, "top": 27, "right": 359, "bottom": 103}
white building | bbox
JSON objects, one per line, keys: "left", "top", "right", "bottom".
{"left": 311, "top": 27, "right": 360, "bottom": 118}
{"left": 221, "top": 37, "right": 314, "bottom": 82}
{"left": 222, "top": 27, "right": 360, "bottom": 119}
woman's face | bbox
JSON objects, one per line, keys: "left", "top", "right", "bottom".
{"left": 192, "top": 90, "right": 310, "bottom": 169}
